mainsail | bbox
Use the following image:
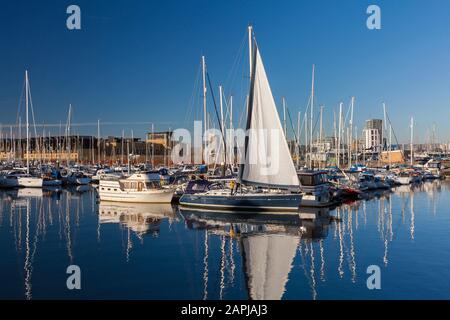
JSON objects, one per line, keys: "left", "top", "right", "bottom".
{"left": 240, "top": 42, "right": 300, "bottom": 189}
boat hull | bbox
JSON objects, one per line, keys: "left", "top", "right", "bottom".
{"left": 98, "top": 180, "right": 174, "bottom": 203}
{"left": 17, "top": 177, "right": 43, "bottom": 188}
{"left": 65, "top": 176, "right": 91, "bottom": 185}
{"left": 300, "top": 194, "right": 334, "bottom": 207}
{"left": 179, "top": 193, "right": 303, "bottom": 213}
{"left": 43, "top": 179, "right": 62, "bottom": 186}
{"left": 0, "top": 177, "right": 19, "bottom": 188}
{"left": 396, "top": 176, "right": 412, "bottom": 185}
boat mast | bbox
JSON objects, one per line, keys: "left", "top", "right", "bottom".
{"left": 304, "top": 109, "right": 308, "bottom": 166}
{"left": 229, "top": 95, "right": 233, "bottom": 166}
{"left": 309, "top": 64, "right": 315, "bottom": 169}
{"left": 121, "top": 129, "right": 124, "bottom": 165}
{"left": 349, "top": 97, "right": 354, "bottom": 168}
{"left": 58, "top": 121, "right": 61, "bottom": 164}
{"left": 127, "top": 138, "right": 130, "bottom": 174}
{"left": 19, "top": 117, "right": 22, "bottom": 161}
{"left": 248, "top": 25, "right": 253, "bottom": 80}
{"left": 319, "top": 105, "right": 323, "bottom": 144}
{"left": 389, "top": 124, "right": 392, "bottom": 167}
{"left": 410, "top": 117, "right": 414, "bottom": 166}
{"left": 355, "top": 125, "right": 358, "bottom": 164}
{"left": 10, "top": 125, "right": 14, "bottom": 162}
{"left": 25, "top": 70, "right": 30, "bottom": 174}
{"left": 151, "top": 124, "right": 154, "bottom": 168}
{"left": 202, "top": 55, "right": 207, "bottom": 164}
{"left": 67, "top": 104, "right": 72, "bottom": 165}
{"left": 333, "top": 109, "right": 336, "bottom": 165}
{"left": 337, "top": 102, "right": 342, "bottom": 168}
{"left": 97, "top": 119, "right": 100, "bottom": 165}
{"left": 239, "top": 24, "right": 256, "bottom": 183}
{"left": 297, "top": 111, "right": 301, "bottom": 168}
{"left": 219, "top": 85, "right": 224, "bottom": 166}
{"left": 283, "top": 97, "right": 287, "bottom": 136}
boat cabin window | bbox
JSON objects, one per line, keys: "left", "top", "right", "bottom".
{"left": 299, "top": 175, "right": 314, "bottom": 186}
{"left": 146, "top": 181, "right": 161, "bottom": 189}
{"left": 192, "top": 182, "right": 208, "bottom": 191}
{"left": 299, "top": 174, "right": 327, "bottom": 186}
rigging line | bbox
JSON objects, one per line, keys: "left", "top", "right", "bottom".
{"left": 238, "top": 60, "right": 247, "bottom": 129}
{"left": 27, "top": 79, "right": 40, "bottom": 153}
{"left": 206, "top": 71, "right": 228, "bottom": 166}
{"left": 292, "top": 94, "right": 312, "bottom": 145}
{"left": 224, "top": 30, "right": 247, "bottom": 96}
{"left": 286, "top": 104, "right": 298, "bottom": 143}
{"left": 15, "top": 76, "right": 26, "bottom": 125}
{"left": 184, "top": 60, "right": 202, "bottom": 123}
{"left": 237, "top": 96, "right": 246, "bottom": 130}
{"left": 310, "top": 109, "right": 322, "bottom": 141}
{"left": 385, "top": 111, "right": 405, "bottom": 159}
{"left": 343, "top": 99, "right": 352, "bottom": 127}
{"left": 221, "top": 88, "right": 234, "bottom": 126}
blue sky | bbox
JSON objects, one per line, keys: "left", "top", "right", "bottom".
{"left": 0, "top": 0, "right": 449, "bottom": 143}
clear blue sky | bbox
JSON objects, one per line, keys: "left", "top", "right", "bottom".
{"left": 1, "top": 0, "right": 449, "bottom": 143}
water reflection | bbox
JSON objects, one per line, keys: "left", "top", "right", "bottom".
{"left": 0, "top": 186, "right": 93, "bottom": 300}
{"left": 99, "top": 202, "right": 178, "bottom": 238}
{"left": 179, "top": 208, "right": 334, "bottom": 300}
{"left": 98, "top": 202, "right": 179, "bottom": 262}
{"left": 0, "top": 180, "right": 448, "bottom": 300}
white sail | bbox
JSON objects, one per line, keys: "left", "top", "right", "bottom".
{"left": 241, "top": 45, "right": 299, "bottom": 188}
{"left": 242, "top": 234, "right": 299, "bottom": 300}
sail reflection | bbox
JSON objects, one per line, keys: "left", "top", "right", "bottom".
{"left": 0, "top": 180, "right": 448, "bottom": 300}
{"left": 179, "top": 208, "right": 335, "bottom": 300}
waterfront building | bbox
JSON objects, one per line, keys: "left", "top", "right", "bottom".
{"left": 363, "top": 119, "right": 383, "bottom": 152}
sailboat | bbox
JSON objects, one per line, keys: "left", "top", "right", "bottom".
{"left": 0, "top": 71, "right": 43, "bottom": 188}
{"left": 179, "top": 27, "right": 302, "bottom": 213}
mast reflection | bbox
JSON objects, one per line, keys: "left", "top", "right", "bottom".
{"left": 179, "top": 208, "right": 335, "bottom": 300}
{"left": 98, "top": 201, "right": 179, "bottom": 261}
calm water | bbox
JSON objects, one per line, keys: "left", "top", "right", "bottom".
{"left": 1, "top": 181, "right": 449, "bottom": 300}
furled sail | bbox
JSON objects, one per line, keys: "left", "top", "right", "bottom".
{"left": 240, "top": 43, "right": 300, "bottom": 188}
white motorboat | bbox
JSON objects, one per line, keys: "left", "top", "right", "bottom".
{"left": 99, "top": 172, "right": 174, "bottom": 203}
{"left": 395, "top": 172, "right": 413, "bottom": 185}
{"left": 424, "top": 159, "right": 442, "bottom": 178}
{"left": 91, "top": 168, "right": 121, "bottom": 183}
{"left": 297, "top": 171, "right": 334, "bottom": 207}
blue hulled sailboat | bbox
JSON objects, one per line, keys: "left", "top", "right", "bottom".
{"left": 179, "top": 27, "right": 302, "bottom": 213}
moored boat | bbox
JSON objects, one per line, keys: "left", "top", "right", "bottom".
{"left": 99, "top": 172, "right": 174, "bottom": 203}
{"left": 179, "top": 26, "right": 302, "bottom": 213}
{"left": 0, "top": 170, "right": 43, "bottom": 188}
{"left": 297, "top": 171, "right": 334, "bottom": 207}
